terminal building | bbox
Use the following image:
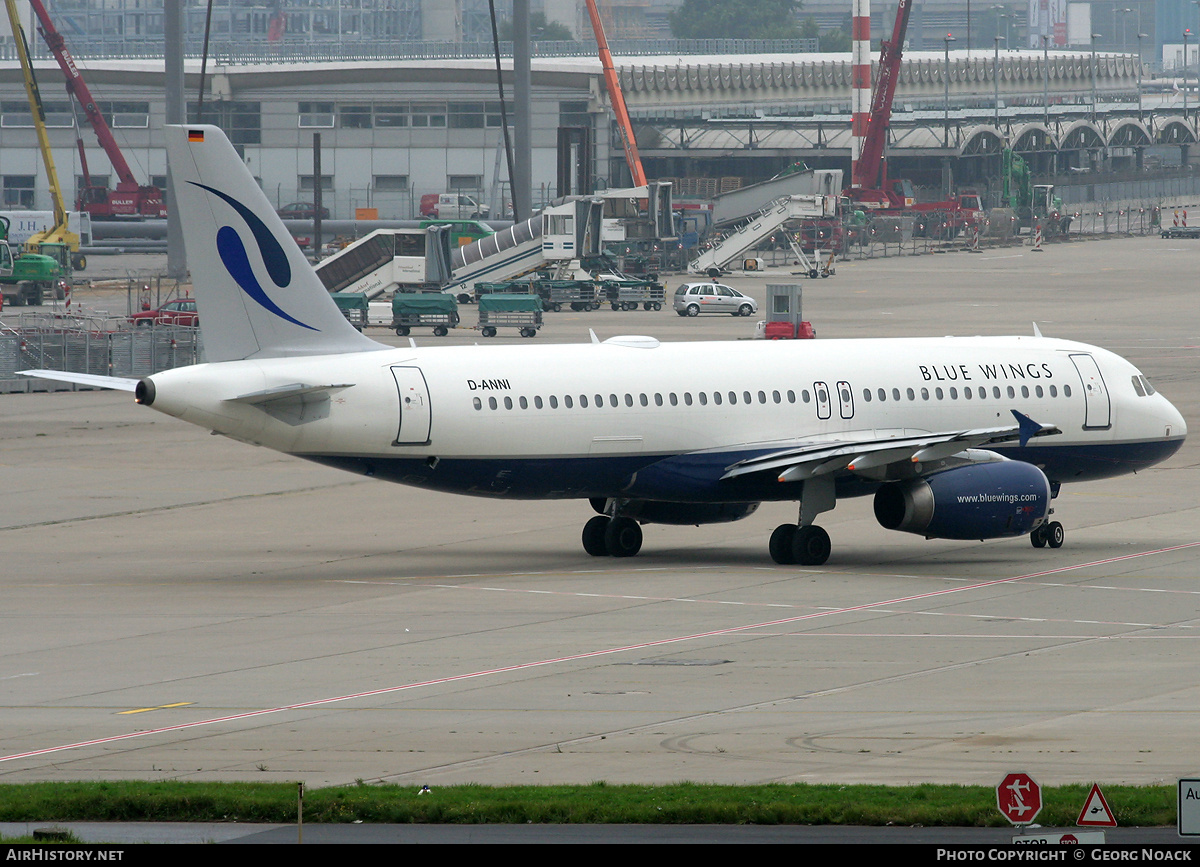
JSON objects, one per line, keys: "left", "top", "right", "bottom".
{"left": 0, "top": 0, "right": 1188, "bottom": 219}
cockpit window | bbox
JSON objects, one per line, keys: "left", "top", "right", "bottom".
{"left": 1131, "top": 375, "right": 1156, "bottom": 396}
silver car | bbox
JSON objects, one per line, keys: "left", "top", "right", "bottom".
{"left": 673, "top": 281, "right": 758, "bottom": 317}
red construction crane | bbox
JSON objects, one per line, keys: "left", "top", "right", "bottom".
{"left": 28, "top": 0, "right": 166, "bottom": 218}
{"left": 846, "top": 0, "right": 915, "bottom": 210}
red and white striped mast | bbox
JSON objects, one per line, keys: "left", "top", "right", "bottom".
{"left": 850, "top": 0, "right": 872, "bottom": 185}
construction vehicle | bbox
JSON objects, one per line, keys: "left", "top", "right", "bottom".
{"left": 911, "top": 190, "right": 985, "bottom": 238}
{"left": 1000, "top": 149, "right": 1072, "bottom": 235}
{"left": 845, "top": 0, "right": 913, "bottom": 212}
{"left": 0, "top": 0, "right": 78, "bottom": 295}
{"left": 0, "top": 216, "right": 66, "bottom": 307}
{"left": 27, "top": 0, "right": 166, "bottom": 219}
{"left": 844, "top": 0, "right": 981, "bottom": 235}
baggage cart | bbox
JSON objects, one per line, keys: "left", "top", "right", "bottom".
{"left": 474, "top": 280, "right": 538, "bottom": 304}
{"left": 598, "top": 277, "right": 666, "bottom": 311}
{"left": 542, "top": 279, "right": 598, "bottom": 311}
{"left": 477, "top": 293, "right": 542, "bottom": 337}
{"left": 391, "top": 292, "right": 459, "bottom": 337}
{"left": 331, "top": 292, "right": 370, "bottom": 331}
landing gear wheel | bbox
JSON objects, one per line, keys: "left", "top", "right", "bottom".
{"left": 769, "top": 523, "right": 798, "bottom": 565}
{"left": 582, "top": 516, "right": 610, "bottom": 557}
{"left": 791, "top": 525, "right": 831, "bottom": 566}
{"left": 457, "top": 293, "right": 472, "bottom": 304}
{"left": 1030, "top": 525, "right": 1047, "bottom": 548}
{"left": 604, "top": 517, "right": 642, "bottom": 558}
{"left": 1046, "top": 521, "right": 1064, "bottom": 548}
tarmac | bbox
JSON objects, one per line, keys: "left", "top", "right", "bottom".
{"left": 1, "top": 236, "right": 1197, "bottom": 805}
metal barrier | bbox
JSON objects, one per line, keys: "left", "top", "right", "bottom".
{"left": 0, "top": 319, "right": 203, "bottom": 393}
{"left": 715, "top": 196, "right": 1175, "bottom": 271}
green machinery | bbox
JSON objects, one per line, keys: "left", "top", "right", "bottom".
{"left": 0, "top": 216, "right": 68, "bottom": 307}
{"left": 1001, "top": 149, "right": 1072, "bottom": 235}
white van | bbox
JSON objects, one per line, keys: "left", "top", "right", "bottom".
{"left": 420, "top": 194, "right": 490, "bottom": 220}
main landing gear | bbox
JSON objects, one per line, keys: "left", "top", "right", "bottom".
{"left": 768, "top": 523, "right": 831, "bottom": 566}
{"left": 770, "top": 478, "right": 837, "bottom": 566}
{"left": 582, "top": 515, "right": 643, "bottom": 558}
{"left": 1030, "top": 520, "right": 1064, "bottom": 549}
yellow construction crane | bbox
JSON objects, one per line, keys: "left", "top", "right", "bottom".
{"left": 3, "top": 0, "right": 82, "bottom": 271}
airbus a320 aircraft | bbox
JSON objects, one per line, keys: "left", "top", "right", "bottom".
{"left": 25, "top": 126, "right": 1187, "bottom": 566}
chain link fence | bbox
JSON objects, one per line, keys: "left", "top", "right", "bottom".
{"left": 0, "top": 313, "right": 203, "bottom": 393}
{"left": 736, "top": 196, "right": 1183, "bottom": 270}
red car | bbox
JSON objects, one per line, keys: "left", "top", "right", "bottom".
{"left": 129, "top": 298, "right": 199, "bottom": 327}
{"left": 277, "top": 202, "right": 330, "bottom": 220}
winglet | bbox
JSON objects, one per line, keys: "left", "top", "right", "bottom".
{"left": 1032, "top": 322, "right": 1043, "bottom": 338}
{"left": 1011, "top": 409, "right": 1044, "bottom": 448}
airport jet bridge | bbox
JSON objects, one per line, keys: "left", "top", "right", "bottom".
{"left": 315, "top": 183, "right": 674, "bottom": 301}
{"left": 445, "top": 181, "right": 673, "bottom": 299}
{"left": 689, "top": 194, "right": 837, "bottom": 277}
{"left": 315, "top": 224, "right": 454, "bottom": 298}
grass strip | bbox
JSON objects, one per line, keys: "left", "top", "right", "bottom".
{"left": 0, "top": 782, "right": 1176, "bottom": 826}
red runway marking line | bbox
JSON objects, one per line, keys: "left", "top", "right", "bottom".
{"left": 4, "top": 542, "right": 1196, "bottom": 765}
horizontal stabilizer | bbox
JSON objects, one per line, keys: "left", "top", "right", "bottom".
{"left": 226, "top": 381, "right": 354, "bottom": 426}
{"left": 18, "top": 370, "right": 140, "bottom": 392}
{"left": 227, "top": 382, "right": 354, "bottom": 405}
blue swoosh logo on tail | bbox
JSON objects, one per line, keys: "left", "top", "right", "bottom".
{"left": 189, "top": 181, "right": 317, "bottom": 331}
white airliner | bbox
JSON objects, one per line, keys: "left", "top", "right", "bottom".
{"left": 24, "top": 126, "right": 1187, "bottom": 565}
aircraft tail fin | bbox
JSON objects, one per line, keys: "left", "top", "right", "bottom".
{"left": 165, "top": 125, "right": 386, "bottom": 362}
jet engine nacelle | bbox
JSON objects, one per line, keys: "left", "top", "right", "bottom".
{"left": 592, "top": 498, "right": 759, "bottom": 526}
{"left": 873, "top": 461, "right": 1051, "bottom": 540}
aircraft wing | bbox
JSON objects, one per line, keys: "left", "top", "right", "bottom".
{"left": 18, "top": 370, "right": 141, "bottom": 391}
{"left": 721, "top": 411, "right": 1059, "bottom": 484}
